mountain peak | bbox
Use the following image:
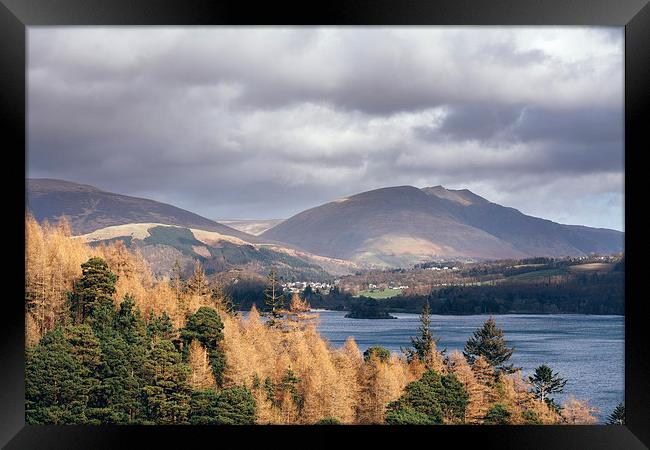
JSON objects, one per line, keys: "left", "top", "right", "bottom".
{"left": 421, "top": 185, "right": 488, "bottom": 206}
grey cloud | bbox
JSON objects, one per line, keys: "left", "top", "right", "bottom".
{"left": 27, "top": 27, "right": 624, "bottom": 230}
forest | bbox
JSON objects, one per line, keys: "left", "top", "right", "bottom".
{"left": 230, "top": 276, "right": 624, "bottom": 316}
{"left": 25, "top": 215, "right": 623, "bottom": 425}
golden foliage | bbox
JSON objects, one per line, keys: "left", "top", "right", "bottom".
{"left": 561, "top": 396, "right": 598, "bottom": 424}
{"left": 356, "top": 353, "right": 411, "bottom": 424}
{"left": 285, "top": 293, "right": 319, "bottom": 331}
{"left": 24, "top": 216, "right": 597, "bottom": 426}
{"left": 188, "top": 340, "right": 217, "bottom": 390}
{"left": 220, "top": 307, "right": 417, "bottom": 424}
{"left": 25, "top": 214, "right": 93, "bottom": 343}
{"left": 448, "top": 351, "right": 490, "bottom": 423}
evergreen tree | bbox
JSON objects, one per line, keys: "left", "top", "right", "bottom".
{"left": 115, "top": 295, "right": 148, "bottom": 346}
{"left": 180, "top": 307, "right": 226, "bottom": 386}
{"left": 404, "top": 300, "right": 443, "bottom": 368}
{"left": 463, "top": 317, "right": 517, "bottom": 373}
{"left": 147, "top": 311, "right": 176, "bottom": 343}
{"left": 385, "top": 406, "right": 437, "bottom": 425}
{"left": 63, "top": 324, "right": 104, "bottom": 423}
{"left": 141, "top": 340, "right": 192, "bottom": 424}
{"left": 314, "top": 416, "right": 342, "bottom": 425}
{"left": 188, "top": 387, "right": 256, "bottom": 425}
{"left": 68, "top": 257, "right": 117, "bottom": 324}
{"left": 484, "top": 403, "right": 511, "bottom": 424}
{"left": 263, "top": 268, "right": 286, "bottom": 328}
{"left": 363, "top": 346, "right": 391, "bottom": 363}
{"left": 88, "top": 331, "right": 134, "bottom": 424}
{"left": 301, "top": 285, "right": 314, "bottom": 301}
{"left": 528, "top": 364, "right": 567, "bottom": 404}
{"left": 607, "top": 402, "right": 625, "bottom": 425}
{"left": 25, "top": 327, "right": 90, "bottom": 424}
{"left": 385, "top": 370, "right": 468, "bottom": 425}
{"left": 522, "top": 409, "right": 542, "bottom": 424}
{"left": 90, "top": 295, "right": 149, "bottom": 424}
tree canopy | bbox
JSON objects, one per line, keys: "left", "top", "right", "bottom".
{"left": 463, "top": 317, "right": 516, "bottom": 373}
{"left": 528, "top": 364, "right": 567, "bottom": 404}
{"left": 385, "top": 370, "right": 468, "bottom": 425}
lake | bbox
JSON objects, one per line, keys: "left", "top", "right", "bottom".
{"left": 302, "top": 311, "right": 624, "bottom": 423}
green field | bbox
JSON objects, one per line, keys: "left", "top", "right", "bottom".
{"left": 507, "top": 268, "right": 567, "bottom": 280}
{"left": 357, "top": 288, "right": 403, "bottom": 299}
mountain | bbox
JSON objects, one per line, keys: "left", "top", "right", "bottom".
{"left": 27, "top": 178, "right": 624, "bottom": 272}
{"left": 26, "top": 178, "right": 254, "bottom": 240}
{"left": 421, "top": 185, "right": 624, "bottom": 257}
{"left": 26, "top": 179, "right": 357, "bottom": 278}
{"left": 261, "top": 185, "right": 624, "bottom": 266}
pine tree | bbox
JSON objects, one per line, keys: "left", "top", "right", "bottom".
{"left": 97, "top": 295, "right": 149, "bottom": 423}
{"left": 89, "top": 330, "right": 134, "bottom": 424}
{"left": 180, "top": 307, "right": 226, "bottom": 386}
{"left": 528, "top": 364, "right": 567, "bottom": 404}
{"left": 188, "top": 387, "right": 256, "bottom": 425}
{"left": 607, "top": 402, "right": 625, "bottom": 425}
{"left": 147, "top": 311, "right": 176, "bottom": 343}
{"left": 404, "top": 300, "right": 445, "bottom": 370}
{"left": 25, "top": 327, "right": 91, "bottom": 424}
{"left": 69, "top": 257, "right": 118, "bottom": 324}
{"left": 463, "top": 317, "right": 517, "bottom": 373}
{"left": 141, "top": 340, "right": 192, "bottom": 424}
{"left": 484, "top": 403, "right": 512, "bottom": 424}
{"left": 385, "top": 370, "right": 468, "bottom": 425}
{"left": 263, "top": 268, "right": 286, "bottom": 328}
{"left": 363, "top": 346, "right": 391, "bottom": 363}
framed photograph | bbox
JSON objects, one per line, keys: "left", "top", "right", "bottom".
{"left": 2, "top": 0, "right": 649, "bottom": 448}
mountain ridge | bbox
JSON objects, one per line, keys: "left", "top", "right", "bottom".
{"left": 261, "top": 185, "right": 623, "bottom": 265}
{"left": 27, "top": 178, "right": 624, "bottom": 270}
{"left": 26, "top": 178, "right": 257, "bottom": 241}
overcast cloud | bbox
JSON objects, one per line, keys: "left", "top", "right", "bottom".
{"left": 27, "top": 27, "right": 624, "bottom": 230}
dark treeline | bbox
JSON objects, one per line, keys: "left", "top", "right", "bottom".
{"left": 383, "top": 272, "right": 624, "bottom": 315}
{"left": 226, "top": 271, "right": 624, "bottom": 315}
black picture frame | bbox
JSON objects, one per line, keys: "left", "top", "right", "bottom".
{"left": 1, "top": 0, "right": 648, "bottom": 448}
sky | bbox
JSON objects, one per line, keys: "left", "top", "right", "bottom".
{"left": 27, "top": 27, "right": 624, "bottom": 231}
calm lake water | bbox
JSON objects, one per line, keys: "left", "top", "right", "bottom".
{"left": 247, "top": 310, "right": 624, "bottom": 423}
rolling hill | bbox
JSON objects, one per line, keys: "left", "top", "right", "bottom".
{"left": 26, "top": 178, "right": 254, "bottom": 239}
{"left": 261, "top": 185, "right": 624, "bottom": 266}
{"left": 75, "top": 223, "right": 337, "bottom": 280}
